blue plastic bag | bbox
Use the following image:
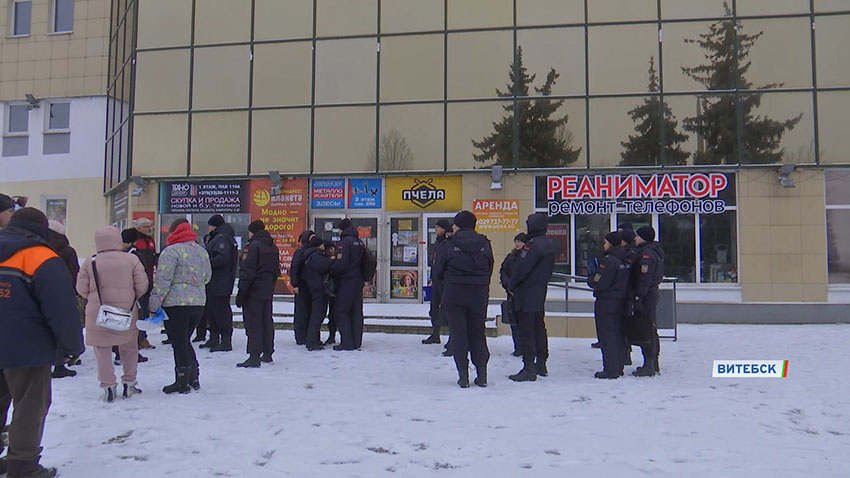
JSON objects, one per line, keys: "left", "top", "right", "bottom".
{"left": 136, "top": 307, "right": 168, "bottom": 332}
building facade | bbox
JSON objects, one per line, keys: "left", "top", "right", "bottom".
{"left": 1, "top": 0, "right": 110, "bottom": 257}
{"left": 102, "top": 0, "right": 849, "bottom": 314}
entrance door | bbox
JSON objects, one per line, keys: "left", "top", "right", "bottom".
{"left": 312, "top": 214, "right": 381, "bottom": 301}
{"left": 387, "top": 214, "right": 421, "bottom": 302}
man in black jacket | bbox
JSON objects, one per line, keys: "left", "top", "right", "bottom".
{"left": 0, "top": 208, "right": 84, "bottom": 478}
{"left": 303, "top": 238, "right": 335, "bottom": 351}
{"left": 47, "top": 220, "right": 81, "bottom": 378}
{"left": 235, "top": 220, "right": 281, "bottom": 368}
{"left": 499, "top": 233, "right": 526, "bottom": 357}
{"left": 508, "top": 213, "right": 556, "bottom": 382}
{"left": 588, "top": 231, "right": 631, "bottom": 379}
{"left": 330, "top": 218, "right": 364, "bottom": 351}
{"left": 630, "top": 226, "right": 665, "bottom": 376}
{"left": 289, "top": 230, "right": 316, "bottom": 345}
{"left": 200, "top": 215, "right": 239, "bottom": 352}
{"left": 423, "top": 219, "right": 451, "bottom": 345}
{"left": 433, "top": 211, "right": 494, "bottom": 388}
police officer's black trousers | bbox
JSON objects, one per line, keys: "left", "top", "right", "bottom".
{"left": 516, "top": 311, "right": 549, "bottom": 362}
{"left": 638, "top": 288, "right": 660, "bottom": 366}
{"left": 335, "top": 278, "right": 364, "bottom": 349}
{"left": 443, "top": 285, "right": 490, "bottom": 374}
{"left": 428, "top": 284, "right": 444, "bottom": 338}
{"left": 293, "top": 290, "right": 310, "bottom": 344}
{"left": 163, "top": 306, "right": 203, "bottom": 370}
{"left": 326, "top": 297, "right": 337, "bottom": 337}
{"left": 594, "top": 300, "right": 623, "bottom": 374}
{"left": 205, "top": 295, "right": 233, "bottom": 343}
{"left": 306, "top": 289, "right": 329, "bottom": 347}
{"left": 243, "top": 299, "right": 275, "bottom": 355}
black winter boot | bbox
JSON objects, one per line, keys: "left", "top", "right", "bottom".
{"left": 52, "top": 365, "right": 77, "bottom": 378}
{"left": 633, "top": 357, "right": 657, "bottom": 377}
{"left": 189, "top": 361, "right": 201, "bottom": 390}
{"left": 474, "top": 367, "right": 487, "bottom": 387}
{"left": 199, "top": 337, "right": 219, "bottom": 349}
{"left": 509, "top": 357, "right": 538, "bottom": 382}
{"left": 237, "top": 353, "right": 262, "bottom": 368}
{"left": 536, "top": 358, "right": 548, "bottom": 377}
{"left": 260, "top": 352, "right": 274, "bottom": 363}
{"left": 457, "top": 365, "right": 470, "bottom": 389}
{"left": 210, "top": 337, "right": 232, "bottom": 352}
{"left": 162, "top": 367, "right": 191, "bottom": 394}
{"left": 6, "top": 461, "right": 57, "bottom": 478}
{"left": 422, "top": 335, "right": 440, "bottom": 344}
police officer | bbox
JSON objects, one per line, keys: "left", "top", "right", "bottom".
{"left": 499, "top": 233, "right": 527, "bottom": 357}
{"left": 433, "top": 211, "right": 493, "bottom": 388}
{"left": 508, "top": 213, "right": 556, "bottom": 382}
{"left": 302, "top": 238, "right": 335, "bottom": 351}
{"left": 619, "top": 228, "right": 638, "bottom": 367}
{"left": 330, "top": 218, "right": 364, "bottom": 351}
{"left": 423, "top": 219, "right": 452, "bottom": 345}
{"left": 631, "top": 226, "right": 665, "bottom": 376}
{"left": 588, "top": 231, "right": 630, "bottom": 379}
{"left": 289, "top": 230, "right": 316, "bottom": 345}
{"left": 200, "top": 214, "right": 238, "bottom": 353}
{"left": 235, "top": 220, "right": 281, "bottom": 368}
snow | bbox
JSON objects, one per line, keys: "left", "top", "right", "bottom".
{"left": 42, "top": 324, "right": 850, "bottom": 477}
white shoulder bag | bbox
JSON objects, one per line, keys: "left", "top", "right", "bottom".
{"left": 92, "top": 256, "right": 133, "bottom": 331}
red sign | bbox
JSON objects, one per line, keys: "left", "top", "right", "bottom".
{"left": 248, "top": 178, "right": 308, "bottom": 294}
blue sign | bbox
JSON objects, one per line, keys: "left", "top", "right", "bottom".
{"left": 311, "top": 178, "right": 345, "bottom": 209}
{"left": 348, "top": 178, "right": 382, "bottom": 209}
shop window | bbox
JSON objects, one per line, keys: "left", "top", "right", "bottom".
{"left": 10, "top": 0, "right": 31, "bottom": 36}
{"left": 588, "top": 23, "right": 657, "bottom": 95}
{"left": 381, "top": 0, "right": 443, "bottom": 34}
{"left": 546, "top": 217, "right": 571, "bottom": 282}
{"left": 660, "top": 214, "right": 696, "bottom": 282}
{"left": 255, "top": 0, "right": 313, "bottom": 40}
{"left": 700, "top": 212, "right": 738, "bottom": 283}
{"left": 826, "top": 171, "right": 850, "bottom": 284}
{"left": 3, "top": 104, "right": 29, "bottom": 157}
{"left": 315, "top": 38, "right": 377, "bottom": 105}
{"left": 44, "top": 101, "right": 71, "bottom": 155}
{"left": 51, "top": 0, "right": 74, "bottom": 33}
{"left": 574, "top": 215, "right": 610, "bottom": 277}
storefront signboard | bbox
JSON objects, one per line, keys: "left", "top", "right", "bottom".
{"left": 386, "top": 176, "right": 462, "bottom": 211}
{"left": 348, "top": 178, "right": 382, "bottom": 209}
{"left": 536, "top": 173, "right": 732, "bottom": 216}
{"left": 311, "top": 179, "right": 345, "bottom": 209}
{"left": 249, "top": 178, "right": 308, "bottom": 294}
{"left": 159, "top": 181, "right": 247, "bottom": 214}
{"left": 472, "top": 199, "right": 520, "bottom": 231}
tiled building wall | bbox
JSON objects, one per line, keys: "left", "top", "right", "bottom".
{"left": 0, "top": 0, "right": 109, "bottom": 101}
{"left": 739, "top": 169, "right": 828, "bottom": 302}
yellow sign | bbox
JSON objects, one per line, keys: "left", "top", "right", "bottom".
{"left": 472, "top": 199, "right": 520, "bottom": 231}
{"left": 386, "top": 176, "right": 463, "bottom": 211}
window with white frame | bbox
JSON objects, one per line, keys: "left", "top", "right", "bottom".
{"left": 2, "top": 103, "right": 29, "bottom": 157}
{"left": 9, "top": 0, "right": 32, "bottom": 36}
{"left": 43, "top": 101, "right": 71, "bottom": 154}
{"left": 826, "top": 170, "right": 850, "bottom": 284}
{"left": 50, "top": 0, "right": 74, "bottom": 33}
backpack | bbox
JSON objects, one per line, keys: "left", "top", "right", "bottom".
{"left": 360, "top": 240, "right": 377, "bottom": 282}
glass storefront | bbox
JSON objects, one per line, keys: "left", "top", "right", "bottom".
{"left": 826, "top": 170, "right": 850, "bottom": 284}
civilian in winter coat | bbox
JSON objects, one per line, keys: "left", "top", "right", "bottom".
{"left": 0, "top": 208, "right": 84, "bottom": 478}
{"left": 508, "top": 213, "right": 557, "bottom": 381}
{"left": 235, "top": 220, "right": 281, "bottom": 367}
{"left": 588, "top": 231, "right": 631, "bottom": 379}
{"left": 499, "top": 233, "right": 526, "bottom": 357}
{"left": 433, "top": 211, "right": 494, "bottom": 388}
{"left": 302, "top": 238, "right": 335, "bottom": 351}
{"left": 47, "top": 220, "right": 83, "bottom": 379}
{"left": 423, "top": 219, "right": 451, "bottom": 345}
{"left": 330, "top": 219, "right": 364, "bottom": 351}
{"left": 77, "top": 226, "right": 149, "bottom": 401}
{"left": 198, "top": 215, "right": 238, "bottom": 352}
{"left": 289, "top": 229, "right": 316, "bottom": 345}
{"left": 149, "top": 221, "right": 211, "bottom": 394}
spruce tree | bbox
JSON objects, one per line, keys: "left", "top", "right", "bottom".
{"left": 473, "top": 47, "right": 581, "bottom": 168}
{"left": 681, "top": 3, "right": 801, "bottom": 164}
{"left": 620, "top": 57, "right": 690, "bottom": 166}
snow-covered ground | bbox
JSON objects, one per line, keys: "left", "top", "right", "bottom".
{"left": 41, "top": 324, "right": 849, "bottom": 477}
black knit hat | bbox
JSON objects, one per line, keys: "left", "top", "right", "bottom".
{"left": 514, "top": 233, "right": 527, "bottom": 243}
{"left": 299, "top": 229, "right": 315, "bottom": 245}
{"left": 619, "top": 222, "right": 633, "bottom": 231}
{"left": 208, "top": 214, "right": 225, "bottom": 227}
{"left": 453, "top": 210, "right": 477, "bottom": 230}
{"left": 636, "top": 225, "right": 656, "bottom": 242}
{"left": 248, "top": 220, "right": 265, "bottom": 234}
{"left": 0, "top": 193, "right": 13, "bottom": 213}
{"left": 121, "top": 228, "right": 139, "bottom": 244}
{"left": 338, "top": 218, "right": 352, "bottom": 230}
{"left": 604, "top": 231, "right": 622, "bottom": 247}
{"left": 9, "top": 207, "right": 50, "bottom": 240}
{"left": 620, "top": 229, "right": 636, "bottom": 245}
{"left": 435, "top": 219, "right": 452, "bottom": 231}
{"left": 308, "top": 236, "right": 323, "bottom": 248}
{"left": 323, "top": 239, "right": 336, "bottom": 249}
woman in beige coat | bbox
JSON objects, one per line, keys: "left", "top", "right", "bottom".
{"left": 77, "top": 226, "right": 149, "bottom": 402}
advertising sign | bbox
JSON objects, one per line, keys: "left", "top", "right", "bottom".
{"left": 472, "top": 199, "right": 520, "bottom": 231}
{"left": 159, "top": 181, "right": 247, "bottom": 214}
{"left": 249, "top": 178, "right": 308, "bottom": 294}
{"left": 536, "top": 173, "right": 733, "bottom": 216}
{"left": 348, "top": 178, "right": 382, "bottom": 209}
{"left": 386, "top": 176, "right": 462, "bottom": 211}
{"left": 311, "top": 178, "right": 345, "bottom": 209}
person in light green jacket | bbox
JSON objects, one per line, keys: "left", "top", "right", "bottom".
{"left": 150, "top": 220, "right": 211, "bottom": 394}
